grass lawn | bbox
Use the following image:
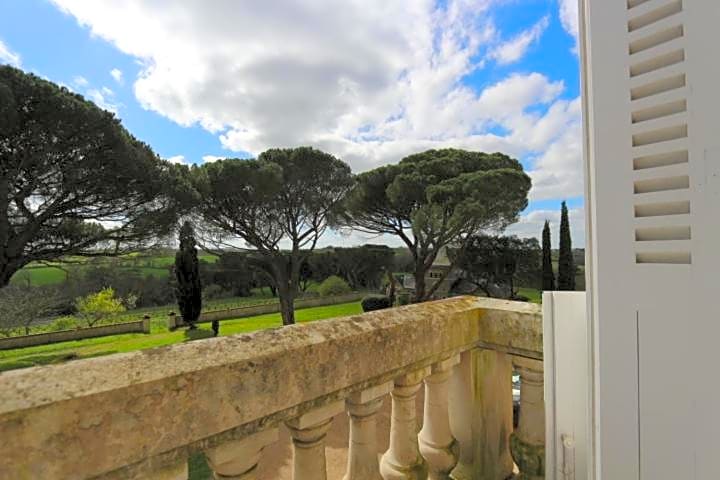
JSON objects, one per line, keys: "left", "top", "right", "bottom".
{"left": 0, "top": 302, "right": 362, "bottom": 373}
{"left": 517, "top": 287, "right": 542, "bottom": 304}
{"left": 9, "top": 265, "right": 68, "bottom": 286}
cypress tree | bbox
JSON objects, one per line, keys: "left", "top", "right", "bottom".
{"left": 558, "top": 201, "right": 576, "bottom": 291}
{"left": 542, "top": 220, "right": 555, "bottom": 291}
{"left": 175, "top": 221, "right": 202, "bottom": 329}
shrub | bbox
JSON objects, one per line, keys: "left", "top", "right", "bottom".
{"left": 361, "top": 295, "right": 392, "bottom": 312}
{"left": 49, "top": 316, "right": 78, "bottom": 332}
{"left": 317, "top": 275, "right": 351, "bottom": 297}
{"left": 75, "top": 288, "right": 126, "bottom": 327}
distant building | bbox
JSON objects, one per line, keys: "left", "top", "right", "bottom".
{"left": 424, "top": 246, "right": 460, "bottom": 298}
{"left": 398, "top": 246, "right": 462, "bottom": 299}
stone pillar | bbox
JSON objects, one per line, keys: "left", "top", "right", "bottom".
{"left": 449, "top": 349, "right": 514, "bottom": 480}
{"left": 146, "top": 459, "right": 188, "bottom": 480}
{"left": 167, "top": 312, "right": 177, "bottom": 331}
{"left": 380, "top": 367, "right": 430, "bottom": 480}
{"left": 419, "top": 355, "right": 460, "bottom": 480}
{"left": 344, "top": 381, "right": 394, "bottom": 480}
{"left": 204, "top": 428, "right": 278, "bottom": 480}
{"left": 142, "top": 315, "right": 152, "bottom": 333}
{"left": 286, "top": 400, "right": 345, "bottom": 480}
{"left": 510, "top": 357, "right": 545, "bottom": 480}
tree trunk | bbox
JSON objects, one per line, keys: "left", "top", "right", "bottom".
{"left": 386, "top": 270, "right": 396, "bottom": 305}
{"left": 413, "top": 264, "right": 428, "bottom": 302}
{"left": 0, "top": 264, "right": 16, "bottom": 289}
{"left": 278, "top": 288, "right": 296, "bottom": 325}
{"left": 273, "top": 262, "right": 297, "bottom": 326}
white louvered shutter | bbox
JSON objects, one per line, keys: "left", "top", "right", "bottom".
{"left": 581, "top": 1, "right": 720, "bottom": 479}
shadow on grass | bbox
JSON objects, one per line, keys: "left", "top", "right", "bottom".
{"left": 183, "top": 328, "right": 215, "bottom": 342}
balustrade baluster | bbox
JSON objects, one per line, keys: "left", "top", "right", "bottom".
{"left": 510, "top": 357, "right": 545, "bottom": 480}
{"left": 380, "top": 367, "right": 431, "bottom": 480}
{"left": 448, "top": 350, "right": 473, "bottom": 480}
{"left": 205, "top": 428, "right": 278, "bottom": 480}
{"left": 344, "top": 381, "right": 394, "bottom": 480}
{"left": 418, "top": 355, "right": 460, "bottom": 479}
{"left": 287, "top": 400, "right": 345, "bottom": 480}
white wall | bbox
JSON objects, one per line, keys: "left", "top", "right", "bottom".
{"left": 544, "top": 291, "right": 589, "bottom": 480}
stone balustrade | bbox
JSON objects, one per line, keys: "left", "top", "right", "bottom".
{"left": 0, "top": 296, "right": 543, "bottom": 480}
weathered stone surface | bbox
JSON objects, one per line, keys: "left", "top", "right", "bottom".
{"left": 0, "top": 296, "right": 541, "bottom": 480}
{"left": 474, "top": 298, "right": 543, "bottom": 359}
{"left": 471, "top": 349, "right": 515, "bottom": 480}
{"left": 511, "top": 357, "right": 545, "bottom": 480}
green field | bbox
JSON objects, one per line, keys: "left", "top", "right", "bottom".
{"left": 10, "top": 266, "right": 69, "bottom": 286}
{"left": 9, "top": 252, "right": 218, "bottom": 287}
{"left": 0, "top": 301, "right": 362, "bottom": 373}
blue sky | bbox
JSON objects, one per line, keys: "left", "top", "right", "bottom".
{"left": 0, "top": 0, "right": 584, "bottom": 245}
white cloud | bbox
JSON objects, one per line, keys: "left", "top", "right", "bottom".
{"left": 506, "top": 207, "right": 585, "bottom": 246}
{"left": 201, "top": 155, "right": 226, "bottom": 163}
{"left": 490, "top": 16, "right": 549, "bottom": 65}
{"left": 73, "top": 75, "right": 89, "bottom": 87}
{"left": 526, "top": 98, "right": 583, "bottom": 200}
{"left": 166, "top": 155, "right": 188, "bottom": 165}
{"left": 51, "top": 0, "right": 583, "bottom": 200}
{"left": 559, "top": 0, "right": 579, "bottom": 50}
{"left": 0, "top": 39, "right": 21, "bottom": 67}
{"left": 110, "top": 67, "right": 123, "bottom": 84}
{"left": 87, "top": 87, "right": 121, "bottom": 114}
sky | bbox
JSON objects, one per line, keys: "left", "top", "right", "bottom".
{"left": 0, "top": 0, "right": 584, "bottom": 247}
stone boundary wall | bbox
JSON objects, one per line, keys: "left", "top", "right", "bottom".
{"left": 170, "top": 292, "right": 366, "bottom": 329}
{"left": 0, "top": 318, "right": 151, "bottom": 351}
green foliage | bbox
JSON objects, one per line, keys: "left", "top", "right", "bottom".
{"left": 361, "top": 295, "right": 392, "bottom": 312}
{"left": 0, "top": 66, "right": 188, "bottom": 287}
{"left": 455, "top": 234, "right": 541, "bottom": 299}
{"left": 174, "top": 222, "right": 202, "bottom": 326}
{"left": 345, "top": 149, "right": 531, "bottom": 301}
{"left": 48, "top": 317, "right": 79, "bottom": 332}
{"left": 201, "top": 252, "right": 259, "bottom": 297}
{"left": 75, "top": 288, "right": 126, "bottom": 327}
{"left": 318, "top": 275, "right": 352, "bottom": 297}
{"left": 542, "top": 220, "right": 555, "bottom": 291}
{"left": 55, "top": 265, "right": 175, "bottom": 311}
{"left": 194, "top": 146, "right": 354, "bottom": 325}
{"left": 304, "top": 245, "right": 394, "bottom": 291}
{"left": 332, "top": 245, "right": 394, "bottom": 290}
{"left": 558, "top": 202, "right": 576, "bottom": 291}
